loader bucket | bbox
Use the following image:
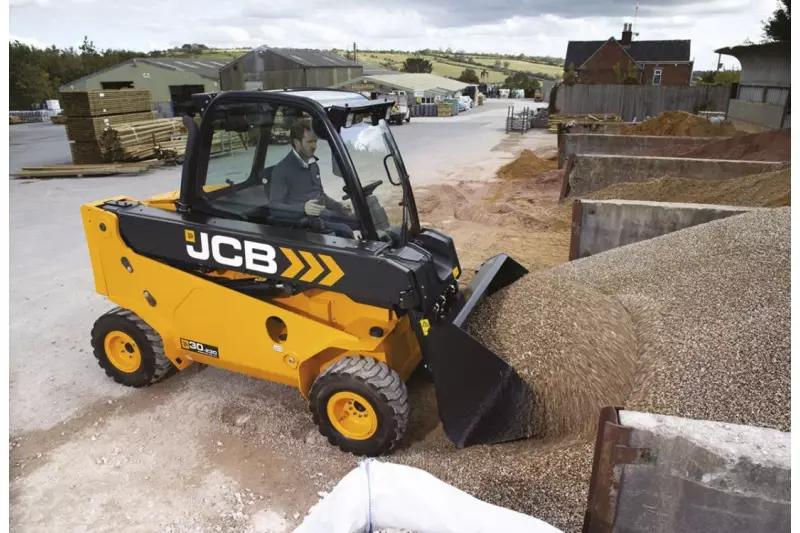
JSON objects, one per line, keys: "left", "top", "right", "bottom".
{"left": 421, "top": 254, "right": 533, "bottom": 447}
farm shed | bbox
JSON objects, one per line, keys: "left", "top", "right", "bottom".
{"left": 220, "top": 47, "right": 363, "bottom": 91}
{"left": 58, "top": 57, "right": 223, "bottom": 117}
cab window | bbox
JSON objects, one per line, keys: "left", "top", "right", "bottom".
{"left": 197, "top": 100, "right": 359, "bottom": 239}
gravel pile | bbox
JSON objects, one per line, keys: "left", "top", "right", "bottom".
{"left": 556, "top": 207, "right": 791, "bottom": 431}
{"left": 412, "top": 207, "right": 790, "bottom": 532}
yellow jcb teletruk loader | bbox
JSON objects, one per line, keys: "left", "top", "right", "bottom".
{"left": 80, "top": 89, "right": 531, "bottom": 456}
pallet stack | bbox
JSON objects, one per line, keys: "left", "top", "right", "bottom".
{"left": 60, "top": 89, "right": 155, "bottom": 164}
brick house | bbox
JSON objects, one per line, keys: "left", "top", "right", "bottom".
{"left": 564, "top": 24, "right": 692, "bottom": 85}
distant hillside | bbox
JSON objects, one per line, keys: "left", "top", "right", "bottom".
{"left": 332, "top": 49, "right": 564, "bottom": 82}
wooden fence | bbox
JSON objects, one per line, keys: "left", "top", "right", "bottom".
{"left": 554, "top": 84, "right": 731, "bottom": 121}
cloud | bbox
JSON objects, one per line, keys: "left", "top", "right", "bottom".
{"left": 7, "top": 0, "right": 776, "bottom": 68}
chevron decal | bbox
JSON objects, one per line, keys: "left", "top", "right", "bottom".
{"left": 280, "top": 248, "right": 345, "bottom": 287}
{"left": 280, "top": 248, "right": 304, "bottom": 278}
{"left": 318, "top": 255, "right": 344, "bottom": 286}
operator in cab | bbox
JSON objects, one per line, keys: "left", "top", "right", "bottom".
{"left": 269, "top": 120, "right": 357, "bottom": 237}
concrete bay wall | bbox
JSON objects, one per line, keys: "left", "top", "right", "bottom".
{"left": 558, "top": 134, "right": 726, "bottom": 168}
{"left": 563, "top": 154, "right": 786, "bottom": 198}
{"left": 569, "top": 199, "right": 762, "bottom": 259}
{"left": 612, "top": 411, "right": 790, "bottom": 533}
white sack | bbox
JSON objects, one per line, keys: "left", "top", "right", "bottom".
{"left": 292, "top": 459, "right": 563, "bottom": 533}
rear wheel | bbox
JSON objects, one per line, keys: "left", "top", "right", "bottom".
{"left": 90, "top": 307, "right": 176, "bottom": 387}
{"left": 309, "top": 356, "right": 409, "bottom": 456}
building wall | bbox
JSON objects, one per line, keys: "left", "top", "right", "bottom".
{"left": 641, "top": 63, "right": 692, "bottom": 86}
{"left": 220, "top": 49, "right": 363, "bottom": 90}
{"left": 60, "top": 63, "right": 218, "bottom": 106}
{"left": 579, "top": 40, "right": 639, "bottom": 84}
{"left": 724, "top": 46, "right": 790, "bottom": 129}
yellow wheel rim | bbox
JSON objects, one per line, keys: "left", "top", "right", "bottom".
{"left": 104, "top": 331, "right": 142, "bottom": 373}
{"left": 327, "top": 392, "right": 378, "bottom": 440}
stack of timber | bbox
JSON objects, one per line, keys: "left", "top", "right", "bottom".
{"left": 156, "top": 131, "right": 248, "bottom": 163}
{"left": 547, "top": 113, "right": 622, "bottom": 133}
{"left": 99, "top": 118, "right": 187, "bottom": 162}
{"left": 60, "top": 89, "right": 151, "bottom": 118}
{"left": 65, "top": 111, "right": 152, "bottom": 142}
{"left": 11, "top": 160, "right": 162, "bottom": 179}
{"left": 59, "top": 89, "right": 157, "bottom": 164}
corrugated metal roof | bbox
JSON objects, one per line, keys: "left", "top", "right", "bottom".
{"left": 266, "top": 47, "right": 359, "bottom": 68}
{"left": 137, "top": 57, "right": 221, "bottom": 80}
{"left": 337, "top": 73, "right": 469, "bottom": 93}
{"left": 58, "top": 56, "right": 220, "bottom": 91}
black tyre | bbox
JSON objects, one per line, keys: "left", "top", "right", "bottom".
{"left": 309, "top": 356, "right": 409, "bottom": 456}
{"left": 90, "top": 307, "right": 177, "bottom": 388}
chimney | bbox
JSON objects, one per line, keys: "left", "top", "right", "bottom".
{"left": 621, "top": 23, "right": 633, "bottom": 46}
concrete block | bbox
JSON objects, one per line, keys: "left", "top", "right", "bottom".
{"left": 564, "top": 154, "right": 786, "bottom": 198}
{"left": 558, "top": 134, "right": 724, "bottom": 169}
{"left": 612, "top": 411, "right": 790, "bottom": 533}
{"left": 569, "top": 199, "right": 762, "bottom": 259}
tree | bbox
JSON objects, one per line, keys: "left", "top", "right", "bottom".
{"left": 763, "top": 0, "right": 790, "bottom": 41}
{"left": 502, "top": 71, "right": 541, "bottom": 97}
{"left": 563, "top": 62, "right": 581, "bottom": 85}
{"left": 503, "top": 61, "right": 511, "bottom": 71}
{"left": 402, "top": 57, "right": 433, "bottom": 73}
{"left": 494, "top": 59, "right": 502, "bottom": 69}
{"left": 480, "top": 69, "right": 489, "bottom": 81}
{"left": 458, "top": 68, "right": 480, "bottom": 83}
{"left": 613, "top": 60, "right": 640, "bottom": 84}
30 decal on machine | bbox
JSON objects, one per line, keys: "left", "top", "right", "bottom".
{"left": 180, "top": 338, "right": 220, "bottom": 358}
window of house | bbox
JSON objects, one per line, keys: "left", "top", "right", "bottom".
{"left": 652, "top": 69, "right": 663, "bottom": 86}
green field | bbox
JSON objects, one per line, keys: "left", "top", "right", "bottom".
{"left": 335, "top": 51, "right": 509, "bottom": 83}
{"left": 470, "top": 57, "right": 563, "bottom": 76}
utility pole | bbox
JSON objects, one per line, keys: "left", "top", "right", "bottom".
{"left": 353, "top": 42, "right": 357, "bottom": 63}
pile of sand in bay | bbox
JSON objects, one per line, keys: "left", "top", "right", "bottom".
{"left": 621, "top": 110, "right": 736, "bottom": 137}
{"left": 650, "top": 129, "right": 791, "bottom": 161}
{"left": 588, "top": 168, "right": 790, "bottom": 207}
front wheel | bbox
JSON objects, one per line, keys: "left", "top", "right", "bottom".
{"left": 309, "top": 356, "right": 409, "bottom": 456}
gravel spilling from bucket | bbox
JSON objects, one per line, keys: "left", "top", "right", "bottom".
{"left": 465, "top": 273, "right": 639, "bottom": 439}
{"left": 401, "top": 207, "right": 790, "bottom": 532}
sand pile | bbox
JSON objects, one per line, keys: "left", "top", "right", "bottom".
{"left": 497, "top": 149, "right": 556, "bottom": 180}
{"left": 652, "top": 129, "right": 791, "bottom": 161}
{"left": 589, "top": 168, "right": 791, "bottom": 207}
{"left": 405, "top": 208, "right": 790, "bottom": 532}
{"left": 621, "top": 110, "right": 736, "bottom": 137}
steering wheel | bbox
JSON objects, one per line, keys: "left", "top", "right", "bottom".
{"left": 341, "top": 180, "right": 383, "bottom": 201}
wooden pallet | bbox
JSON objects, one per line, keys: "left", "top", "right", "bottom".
{"left": 59, "top": 89, "right": 152, "bottom": 118}
{"left": 65, "top": 111, "right": 153, "bottom": 142}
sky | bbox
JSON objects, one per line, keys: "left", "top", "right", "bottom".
{"left": 9, "top": 0, "right": 781, "bottom": 69}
